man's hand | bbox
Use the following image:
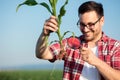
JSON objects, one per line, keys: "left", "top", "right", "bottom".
{"left": 80, "top": 46, "right": 99, "bottom": 66}
{"left": 43, "top": 16, "right": 58, "bottom": 36}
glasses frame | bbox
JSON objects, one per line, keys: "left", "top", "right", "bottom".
{"left": 77, "top": 17, "right": 102, "bottom": 29}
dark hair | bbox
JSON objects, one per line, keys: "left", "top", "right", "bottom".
{"left": 78, "top": 1, "right": 104, "bottom": 17}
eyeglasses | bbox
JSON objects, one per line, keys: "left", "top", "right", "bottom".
{"left": 77, "top": 17, "right": 102, "bottom": 29}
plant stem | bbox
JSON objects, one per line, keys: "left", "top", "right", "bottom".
{"left": 52, "top": 0, "right": 62, "bottom": 46}
{"left": 53, "top": 0, "right": 56, "bottom": 16}
{"left": 57, "top": 27, "right": 62, "bottom": 45}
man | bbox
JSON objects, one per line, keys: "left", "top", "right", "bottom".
{"left": 36, "top": 1, "right": 120, "bottom": 80}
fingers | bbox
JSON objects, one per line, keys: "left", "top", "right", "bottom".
{"left": 46, "top": 16, "right": 58, "bottom": 26}
{"left": 82, "top": 55, "right": 89, "bottom": 61}
{"left": 43, "top": 16, "right": 58, "bottom": 35}
{"left": 79, "top": 46, "right": 87, "bottom": 54}
{"left": 79, "top": 46, "right": 89, "bottom": 61}
{"left": 80, "top": 50, "right": 89, "bottom": 61}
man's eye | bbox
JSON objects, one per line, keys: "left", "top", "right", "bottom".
{"left": 88, "top": 23, "right": 94, "bottom": 26}
{"left": 80, "top": 23, "right": 86, "bottom": 26}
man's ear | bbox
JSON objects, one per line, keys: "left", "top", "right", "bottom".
{"left": 100, "top": 16, "right": 104, "bottom": 27}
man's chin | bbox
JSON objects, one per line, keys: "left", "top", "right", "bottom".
{"left": 84, "top": 37, "right": 93, "bottom": 42}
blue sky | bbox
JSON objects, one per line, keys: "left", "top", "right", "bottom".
{"left": 0, "top": 0, "right": 120, "bottom": 68}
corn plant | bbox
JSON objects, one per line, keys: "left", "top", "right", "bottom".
{"left": 16, "top": 0, "right": 75, "bottom": 59}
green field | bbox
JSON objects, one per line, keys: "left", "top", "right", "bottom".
{"left": 0, "top": 70, "right": 63, "bottom": 80}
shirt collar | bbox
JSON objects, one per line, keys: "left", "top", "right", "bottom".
{"left": 98, "top": 32, "right": 109, "bottom": 42}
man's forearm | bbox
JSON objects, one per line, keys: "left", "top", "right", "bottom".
{"left": 95, "top": 58, "right": 120, "bottom": 80}
{"left": 35, "top": 31, "right": 49, "bottom": 58}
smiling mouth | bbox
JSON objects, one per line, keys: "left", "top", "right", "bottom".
{"left": 84, "top": 32, "right": 90, "bottom": 37}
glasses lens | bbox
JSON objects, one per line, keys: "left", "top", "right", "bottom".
{"left": 87, "top": 23, "right": 94, "bottom": 29}
{"left": 77, "top": 17, "right": 102, "bottom": 29}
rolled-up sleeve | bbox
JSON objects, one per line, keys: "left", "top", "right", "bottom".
{"left": 112, "top": 46, "right": 120, "bottom": 70}
{"left": 49, "top": 43, "right": 60, "bottom": 62}
{"left": 112, "top": 42, "right": 120, "bottom": 70}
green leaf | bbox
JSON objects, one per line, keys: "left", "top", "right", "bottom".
{"left": 61, "top": 31, "right": 75, "bottom": 40}
{"left": 16, "top": 4, "right": 23, "bottom": 12}
{"left": 16, "top": 0, "right": 38, "bottom": 12}
{"left": 22, "top": 0, "right": 38, "bottom": 6}
{"left": 40, "top": 2, "right": 53, "bottom": 15}
{"left": 58, "top": 0, "right": 68, "bottom": 25}
{"left": 50, "top": 40, "right": 59, "bottom": 45}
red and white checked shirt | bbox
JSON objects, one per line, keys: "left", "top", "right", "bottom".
{"left": 49, "top": 33, "right": 120, "bottom": 80}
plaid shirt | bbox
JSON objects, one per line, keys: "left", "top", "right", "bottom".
{"left": 49, "top": 33, "right": 120, "bottom": 80}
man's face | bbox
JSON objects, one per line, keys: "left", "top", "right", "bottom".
{"left": 79, "top": 11, "right": 104, "bottom": 42}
